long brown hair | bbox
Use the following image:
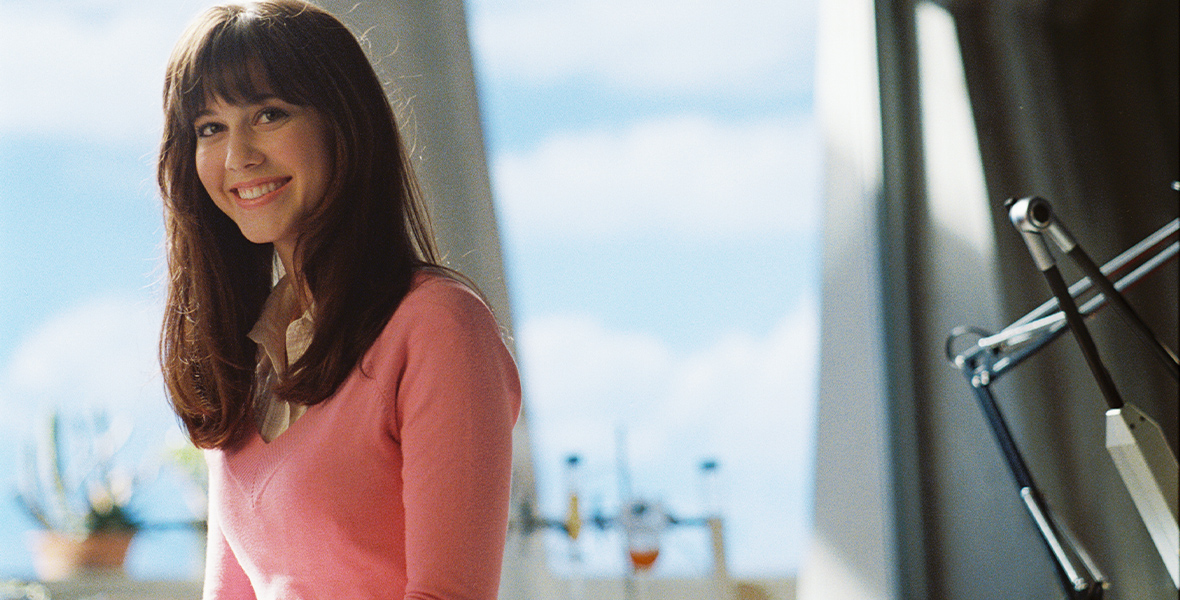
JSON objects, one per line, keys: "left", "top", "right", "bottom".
{"left": 158, "top": 0, "right": 440, "bottom": 449}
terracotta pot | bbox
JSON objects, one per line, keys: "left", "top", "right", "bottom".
{"left": 29, "top": 530, "right": 136, "bottom": 581}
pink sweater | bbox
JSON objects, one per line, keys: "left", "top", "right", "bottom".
{"left": 203, "top": 273, "right": 521, "bottom": 600}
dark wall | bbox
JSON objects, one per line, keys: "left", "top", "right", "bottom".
{"left": 886, "top": 0, "right": 1178, "bottom": 597}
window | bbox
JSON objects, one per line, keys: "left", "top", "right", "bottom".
{"left": 468, "top": 0, "right": 822, "bottom": 577}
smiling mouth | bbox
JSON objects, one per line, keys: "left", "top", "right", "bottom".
{"left": 234, "top": 178, "right": 290, "bottom": 201}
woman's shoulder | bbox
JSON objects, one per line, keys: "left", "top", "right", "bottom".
{"left": 361, "top": 267, "right": 509, "bottom": 371}
{"left": 402, "top": 268, "right": 488, "bottom": 314}
{"left": 380, "top": 267, "right": 503, "bottom": 341}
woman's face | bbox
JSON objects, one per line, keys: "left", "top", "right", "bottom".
{"left": 194, "top": 93, "right": 333, "bottom": 263}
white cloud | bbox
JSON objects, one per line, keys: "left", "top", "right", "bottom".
{"left": 470, "top": 0, "right": 817, "bottom": 95}
{"left": 493, "top": 114, "right": 821, "bottom": 240}
{"left": 0, "top": 295, "right": 169, "bottom": 434}
{"left": 517, "top": 294, "right": 819, "bottom": 574}
{"left": 0, "top": 2, "right": 214, "bottom": 140}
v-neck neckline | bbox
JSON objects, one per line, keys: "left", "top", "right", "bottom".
{"left": 224, "top": 401, "right": 319, "bottom": 506}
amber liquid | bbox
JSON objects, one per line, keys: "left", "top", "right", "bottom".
{"left": 629, "top": 548, "right": 659, "bottom": 570}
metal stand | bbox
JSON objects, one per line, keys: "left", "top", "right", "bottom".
{"left": 947, "top": 208, "right": 1179, "bottom": 598}
{"left": 949, "top": 341, "right": 1108, "bottom": 600}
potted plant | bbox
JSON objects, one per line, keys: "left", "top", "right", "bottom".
{"left": 15, "top": 409, "right": 143, "bottom": 581}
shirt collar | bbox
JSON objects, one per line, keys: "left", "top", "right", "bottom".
{"left": 248, "top": 276, "right": 314, "bottom": 375}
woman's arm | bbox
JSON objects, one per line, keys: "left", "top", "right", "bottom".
{"left": 395, "top": 280, "right": 522, "bottom": 599}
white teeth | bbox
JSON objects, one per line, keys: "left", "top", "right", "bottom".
{"left": 237, "top": 180, "right": 282, "bottom": 200}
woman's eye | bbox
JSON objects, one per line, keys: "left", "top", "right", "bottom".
{"left": 257, "top": 107, "right": 289, "bottom": 124}
{"left": 195, "top": 122, "right": 222, "bottom": 138}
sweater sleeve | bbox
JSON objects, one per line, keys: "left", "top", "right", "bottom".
{"left": 393, "top": 280, "right": 521, "bottom": 600}
{"left": 202, "top": 457, "right": 257, "bottom": 600}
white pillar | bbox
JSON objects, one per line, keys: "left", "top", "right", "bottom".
{"left": 796, "top": 0, "right": 896, "bottom": 598}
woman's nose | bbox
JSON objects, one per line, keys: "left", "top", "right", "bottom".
{"left": 225, "top": 129, "right": 263, "bottom": 171}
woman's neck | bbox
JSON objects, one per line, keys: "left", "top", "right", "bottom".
{"left": 275, "top": 241, "right": 314, "bottom": 311}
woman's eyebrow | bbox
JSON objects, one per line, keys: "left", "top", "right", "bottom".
{"left": 193, "top": 94, "right": 283, "bottom": 119}
{"left": 244, "top": 93, "right": 280, "bottom": 104}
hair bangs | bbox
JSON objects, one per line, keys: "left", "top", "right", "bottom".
{"left": 174, "top": 6, "right": 318, "bottom": 130}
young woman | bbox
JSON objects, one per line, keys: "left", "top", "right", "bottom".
{"left": 156, "top": 1, "right": 521, "bottom": 597}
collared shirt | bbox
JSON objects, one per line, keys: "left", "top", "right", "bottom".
{"left": 247, "top": 276, "right": 312, "bottom": 442}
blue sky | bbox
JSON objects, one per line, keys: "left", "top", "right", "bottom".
{"left": 468, "top": 0, "right": 821, "bottom": 575}
{"left": 0, "top": 0, "right": 820, "bottom": 579}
